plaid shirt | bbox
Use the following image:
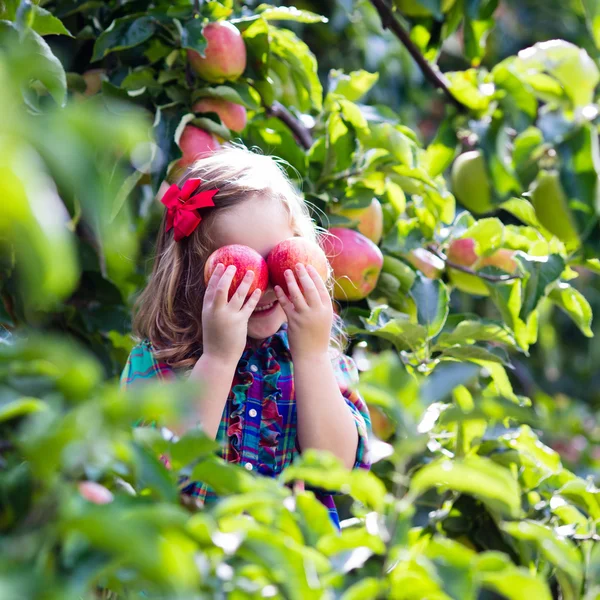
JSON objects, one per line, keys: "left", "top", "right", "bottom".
{"left": 120, "top": 324, "right": 371, "bottom": 528}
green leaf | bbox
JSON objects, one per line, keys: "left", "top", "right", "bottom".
{"left": 424, "top": 117, "right": 458, "bottom": 178}
{"left": 328, "top": 69, "right": 379, "bottom": 102}
{"left": 242, "top": 17, "right": 270, "bottom": 80}
{"left": 6, "top": 25, "right": 68, "bottom": 106}
{"left": 502, "top": 521, "right": 583, "bottom": 600}
{"left": 446, "top": 70, "right": 491, "bottom": 112}
{"left": 0, "top": 398, "right": 46, "bottom": 422}
{"left": 476, "top": 554, "right": 553, "bottom": 600}
{"left": 192, "top": 83, "right": 261, "bottom": 110}
{"left": 133, "top": 444, "right": 178, "bottom": 503}
{"left": 348, "top": 317, "right": 428, "bottom": 353}
{"left": 269, "top": 26, "right": 322, "bottom": 112}
{"left": 409, "top": 275, "right": 450, "bottom": 339}
{"left": 12, "top": 2, "right": 73, "bottom": 36}
{"left": 582, "top": 0, "right": 600, "bottom": 49}
{"left": 464, "top": 16, "right": 494, "bottom": 66}
{"left": 421, "top": 362, "right": 481, "bottom": 404}
{"left": 423, "top": 536, "right": 478, "bottom": 600}
{"left": 92, "top": 15, "right": 157, "bottom": 61}
{"left": 440, "top": 345, "right": 507, "bottom": 365}
{"left": 516, "top": 39, "right": 600, "bottom": 108}
{"left": 190, "top": 456, "right": 284, "bottom": 496}
{"left": 257, "top": 5, "right": 328, "bottom": 23}
{"left": 170, "top": 429, "right": 219, "bottom": 469}
{"left": 410, "top": 456, "right": 522, "bottom": 518}
{"left": 317, "top": 526, "right": 385, "bottom": 556}
{"left": 548, "top": 282, "right": 594, "bottom": 337}
{"left": 518, "top": 253, "right": 565, "bottom": 320}
{"left": 180, "top": 17, "right": 206, "bottom": 54}
{"left": 436, "top": 319, "right": 516, "bottom": 348}
{"left": 556, "top": 478, "right": 600, "bottom": 520}
{"left": 462, "top": 218, "right": 504, "bottom": 254}
{"left": 500, "top": 198, "right": 544, "bottom": 229}
{"left": 280, "top": 450, "right": 387, "bottom": 511}
{"left": 340, "top": 579, "right": 387, "bottom": 600}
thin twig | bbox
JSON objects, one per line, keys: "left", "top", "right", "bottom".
{"left": 427, "top": 245, "right": 521, "bottom": 283}
{"left": 266, "top": 101, "right": 313, "bottom": 150}
{"left": 368, "top": 0, "right": 467, "bottom": 112}
{"left": 193, "top": 0, "right": 200, "bottom": 14}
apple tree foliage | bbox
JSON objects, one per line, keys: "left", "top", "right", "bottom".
{"left": 1, "top": 0, "right": 600, "bottom": 598}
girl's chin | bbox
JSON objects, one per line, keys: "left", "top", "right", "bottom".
{"left": 247, "top": 305, "right": 286, "bottom": 340}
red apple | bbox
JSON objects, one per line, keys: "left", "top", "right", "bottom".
{"left": 192, "top": 98, "right": 247, "bottom": 132}
{"left": 330, "top": 198, "right": 384, "bottom": 244}
{"left": 178, "top": 125, "right": 221, "bottom": 167}
{"left": 78, "top": 481, "right": 114, "bottom": 505}
{"left": 322, "top": 228, "right": 384, "bottom": 301}
{"left": 204, "top": 245, "right": 269, "bottom": 300}
{"left": 187, "top": 21, "right": 247, "bottom": 83}
{"left": 447, "top": 238, "right": 478, "bottom": 267}
{"left": 480, "top": 248, "right": 518, "bottom": 273}
{"left": 267, "top": 237, "right": 329, "bottom": 295}
{"left": 406, "top": 248, "right": 445, "bottom": 279}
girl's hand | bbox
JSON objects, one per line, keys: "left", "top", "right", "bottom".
{"left": 202, "top": 264, "right": 261, "bottom": 364}
{"left": 274, "top": 263, "right": 333, "bottom": 359}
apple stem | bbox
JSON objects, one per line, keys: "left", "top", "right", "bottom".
{"left": 265, "top": 101, "right": 313, "bottom": 150}
{"left": 427, "top": 245, "right": 521, "bottom": 283}
{"left": 368, "top": 0, "right": 468, "bottom": 113}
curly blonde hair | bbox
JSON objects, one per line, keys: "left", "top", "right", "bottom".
{"left": 133, "top": 145, "right": 345, "bottom": 368}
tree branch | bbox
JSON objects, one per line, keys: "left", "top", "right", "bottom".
{"left": 1, "top": 292, "right": 18, "bottom": 328}
{"left": 266, "top": 101, "right": 313, "bottom": 150}
{"left": 368, "top": 0, "right": 467, "bottom": 112}
{"left": 427, "top": 246, "right": 520, "bottom": 283}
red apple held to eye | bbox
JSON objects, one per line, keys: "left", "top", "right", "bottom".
{"left": 322, "top": 228, "right": 384, "bottom": 301}
{"left": 267, "top": 237, "right": 329, "bottom": 295}
{"left": 187, "top": 21, "right": 247, "bottom": 83}
{"left": 204, "top": 244, "right": 269, "bottom": 300}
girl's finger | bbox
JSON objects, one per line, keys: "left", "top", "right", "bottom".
{"left": 295, "top": 264, "right": 321, "bottom": 306}
{"left": 214, "top": 265, "right": 237, "bottom": 305}
{"left": 274, "top": 285, "right": 295, "bottom": 317}
{"left": 284, "top": 269, "right": 308, "bottom": 312}
{"left": 306, "top": 264, "right": 331, "bottom": 305}
{"left": 242, "top": 288, "right": 262, "bottom": 317}
{"left": 204, "top": 263, "right": 225, "bottom": 306}
{"left": 229, "top": 270, "right": 255, "bottom": 311}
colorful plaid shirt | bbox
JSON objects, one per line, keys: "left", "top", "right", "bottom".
{"left": 120, "top": 324, "right": 371, "bottom": 528}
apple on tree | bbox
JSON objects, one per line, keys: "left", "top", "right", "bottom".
{"left": 192, "top": 98, "right": 248, "bottom": 133}
{"left": 187, "top": 21, "right": 247, "bottom": 83}
{"left": 451, "top": 150, "right": 494, "bottom": 215}
{"left": 405, "top": 248, "right": 445, "bottom": 279}
{"left": 204, "top": 244, "right": 269, "bottom": 300}
{"left": 323, "top": 228, "right": 384, "bottom": 301}
{"left": 330, "top": 198, "right": 384, "bottom": 244}
{"left": 446, "top": 237, "right": 518, "bottom": 295}
{"left": 267, "top": 237, "right": 329, "bottom": 295}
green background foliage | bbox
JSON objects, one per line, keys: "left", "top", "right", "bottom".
{"left": 1, "top": 0, "right": 600, "bottom": 598}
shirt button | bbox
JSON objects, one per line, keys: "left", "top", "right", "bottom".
{"left": 244, "top": 462, "right": 253, "bottom": 471}
{"left": 249, "top": 408, "right": 257, "bottom": 418}
{"left": 250, "top": 364, "right": 258, "bottom": 373}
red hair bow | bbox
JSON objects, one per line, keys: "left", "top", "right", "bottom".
{"left": 160, "top": 178, "right": 217, "bottom": 241}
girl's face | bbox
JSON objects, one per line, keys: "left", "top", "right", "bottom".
{"left": 211, "top": 196, "right": 295, "bottom": 340}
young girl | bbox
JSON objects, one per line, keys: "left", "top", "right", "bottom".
{"left": 121, "top": 146, "right": 371, "bottom": 528}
